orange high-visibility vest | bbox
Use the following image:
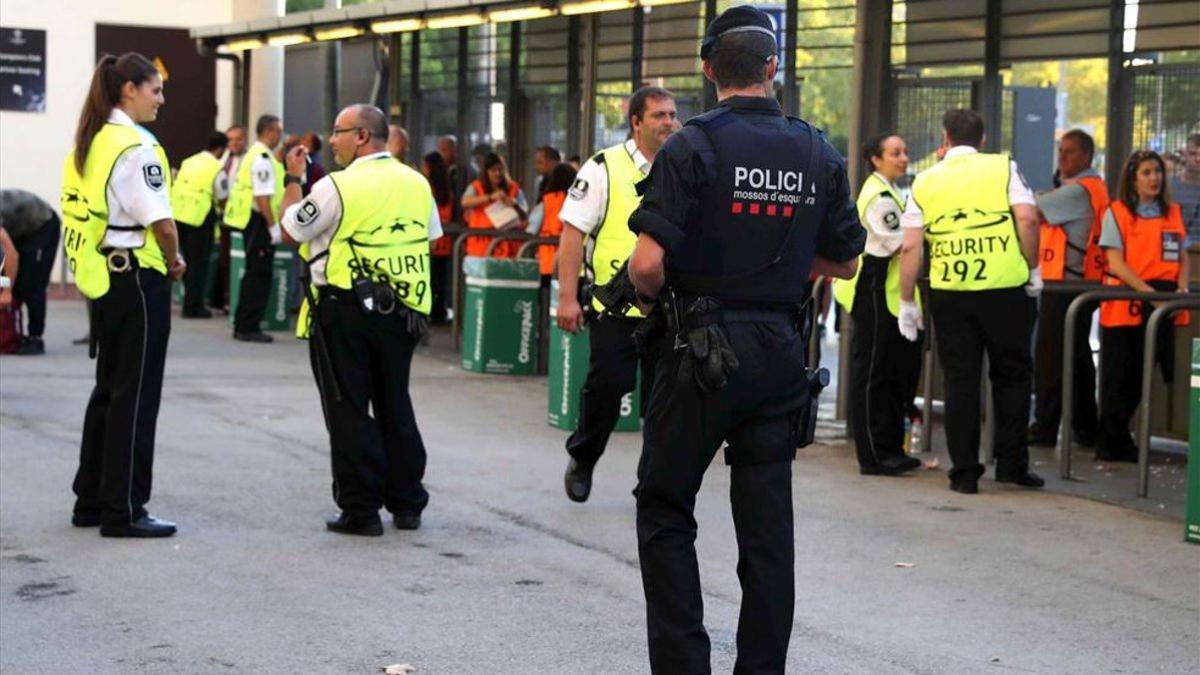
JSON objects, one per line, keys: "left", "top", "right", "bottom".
{"left": 465, "top": 179, "right": 521, "bottom": 258}
{"left": 538, "top": 190, "right": 566, "bottom": 277}
{"left": 1099, "top": 201, "right": 1189, "bottom": 328}
{"left": 432, "top": 200, "right": 453, "bottom": 257}
{"left": 1038, "top": 175, "right": 1109, "bottom": 281}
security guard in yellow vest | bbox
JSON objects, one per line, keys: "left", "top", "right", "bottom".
{"left": 171, "top": 130, "right": 228, "bottom": 318}
{"left": 898, "top": 108, "right": 1044, "bottom": 494}
{"left": 279, "top": 104, "right": 442, "bottom": 536}
{"left": 834, "top": 133, "right": 923, "bottom": 476}
{"left": 224, "top": 114, "right": 284, "bottom": 343}
{"left": 555, "top": 86, "right": 678, "bottom": 503}
{"left": 61, "top": 53, "right": 185, "bottom": 537}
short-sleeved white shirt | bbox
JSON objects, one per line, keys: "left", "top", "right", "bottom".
{"left": 281, "top": 152, "right": 443, "bottom": 286}
{"left": 103, "top": 108, "right": 173, "bottom": 249}
{"left": 861, "top": 173, "right": 906, "bottom": 258}
{"left": 250, "top": 152, "right": 277, "bottom": 200}
{"left": 900, "top": 145, "right": 1036, "bottom": 231}
{"left": 558, "top": 138, "right": 652, "bottom": 236}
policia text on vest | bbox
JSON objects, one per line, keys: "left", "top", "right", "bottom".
{"left": 277, "top": 104, "right": 441, "bottom": 536}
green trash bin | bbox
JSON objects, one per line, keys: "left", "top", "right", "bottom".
{"left": 460, "top": 256, "right": 540, "bottom": 375}
{"left": 228, "top": 230, "right": 293, "bottom": 332}
{"left": 546, "top": 280, "right": 641, "bottom": 432}
{"left": 1185, "top": 339, "right": 1200, "bottom": 544}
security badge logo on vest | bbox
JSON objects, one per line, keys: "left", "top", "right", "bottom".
{"left": 730, "top": 165, "right": 816, "bottom": 218}
{"left": 295, "top": 200, "right": 320, "bottom": 227}
{"left": 143, "top": 163, "right": 165, "bottom": 191}
{"left": 568, "top": 178, "right": 589, "bottom": 201}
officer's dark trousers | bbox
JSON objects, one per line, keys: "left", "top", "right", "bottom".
{"left": 13, "top": 215, "right": 61, "bottom": 337}
{"left": 638, "top": 319, "right": 807, "bottom": 674}
{"left": 1097, "top": 321, "right": 1175, "bottom": 460}
{"left": 929, "top": 287, "right": 1033, "bottom": 483}
{"left": 429, "top": 254, "right": 449, "bottom": 323}
{"left": 848, "top": 255, "right": 923, "bottom": 469}
{"left": 1030, "top": 285, "right": 1098, "bottom": 441}
{"left": 234, "top": 213, "right": 275, "bottom": 333}
{"left": 73, "top": 268, "right": 171, "bottom": 525}
{"left": 566, "top": 316, "right": 658, "bottom": 466}
{"left": 177, "top": 212, "right": 215, "bottom": 314}
{"left": 211, "top": 226, "right": 231, "bottom": 310}
{"left": 310, "top": 294, "right": 429, "bottom": 518}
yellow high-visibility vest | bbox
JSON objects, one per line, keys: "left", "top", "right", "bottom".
{"left": 910, "top": 152, "right": 1029, "bottom": 291}
{"left": 223, "top": 141, "right": 283, "bottom": 229}
{"left": 171, "top": 150, "right": 222, "bottom": 227}
{"left": 833, "top": 173, "right": 919, "bottom": 317}
{"left": 588, "top": 143, "right": 646, "bottom": 318}
{"left": 61, "top": 123, "right": 171, "bottom": 299}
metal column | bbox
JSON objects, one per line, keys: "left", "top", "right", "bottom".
{"left": 507, "top": 21, "right": 523, "bottom": 173}
{"left": 1105, "top": 0, "right": 1131, "bottom": 188}
{"left": 408, "top": 32, "right": 422, "bottom": 162}
{"left": 703, "top": 0, "right": 718, "bottom": 110}
{"left": 456, "top": 27, "right": 471, "bottom": 178}
{"left": 980, "top": 0, "right": 1002, "bottom": 152}
{"left": 783, "top": 0, "right": 799, "bottom": 116}
{"left": 631, "top": 7, "right": 644, "bottom": 90}
{"left": 240, "top": 51, "right": 252, "bottom": 127}
{"left": 580, "top": 14, "right": 600, "bottom": 156}
{"left": 567, "top": 16, "right": 583, "bottom": 158}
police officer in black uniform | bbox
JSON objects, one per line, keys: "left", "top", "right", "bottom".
{"left": 626, "top": 6, "right": 865, "bottom": 671}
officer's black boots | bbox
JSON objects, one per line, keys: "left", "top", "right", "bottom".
{"left": 393, "top": 513, "right": 421, "bottom": 531}
{"left": 564, "top": 458, "right": 595, "bottom": 503}
{"left": 326, "top": 512, "right": 384, "bottom": 537}
{"left": 995, "top": 470, "right": 1045, "bottom": 488}
{"left": 99, "top": 515, "right": 177, "bottom": 538}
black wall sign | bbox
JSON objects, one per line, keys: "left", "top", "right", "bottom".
{"left": 0, "top": 27, "right": 46, "bottom": 113}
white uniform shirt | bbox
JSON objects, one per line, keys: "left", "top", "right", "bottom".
{"left": 103, "top": 108, "right": 173, "bottom": 249}
{"left": 249, "top": 148, "right": 278, "bottom": 216}
{"left": 558, "top": 138, "right": 652, "bottom": 236}
{"left": 217, "top": 151, "right": 242, "bottom": 204}
{"left": 861, "top": 172, "right": 906, "bottom": 258}
{"left": 280, "top": 152, "right": 443, "bottom": 286}
{"left": 900, "top": 145, "right": 1036, "bottom": 231}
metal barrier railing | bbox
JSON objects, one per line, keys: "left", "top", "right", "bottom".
{"left": 484, "top": 231, "right": 534, "bottom": 257}
{"left": 516, "top": 237, "right": 560, "bottom": 260}
{"left": 1059, "top": 287, "right": 1195, "bottom": 484}
{"left": 1136, "top": 298, "right": 1199, "bottom": 497}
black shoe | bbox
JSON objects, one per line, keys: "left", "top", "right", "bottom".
{"left": 564, "top": 458, "right": 595, "bottom": 503}
{"left": 995, "top": 470, "right": 1045, "bottom": 488}
{"left": 393, "top": 513, "right": 421, "bottom": 531}
{"left": 325, "top": 512, "right": 383, "bottom": 536}
{"left": 72, "top": 334, "right": 91, "bottom": 345}
{"left": 100, "top": 516, "right": 177, "bottom": 538}
{"left": 1074, "top": 430, "right": 1098, "bottom": 448}
{"left": 233, "top": 331, "right": 274, "bottom": 343}
{"left": 861, "top": 456, "right": 922, "bottom": 476}
{"left": 182, "top": 308, "right": 213, "bottom": 318}
{"left": 71, "top": 512, "right": 101, "bottom": 527}
{"left": 14, "top": 336, "right": 44, "bottom": 355}
{"left": 949, "top": 480, "right": 979, "bottom": 494}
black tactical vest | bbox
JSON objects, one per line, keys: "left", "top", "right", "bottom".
{"left": 667, "top": 105, "right": 826, "bottom": 305}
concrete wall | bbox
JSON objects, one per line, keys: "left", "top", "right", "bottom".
{"left": 0, "top": 0, "right": 242, "bottom": 210}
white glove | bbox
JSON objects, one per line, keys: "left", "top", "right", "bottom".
{"left": 1024, "top": 266, "right": 1044, "bottom": 298}
{"left": 897, "top": 300, "right": 923, "bottom": 342}
{"left": 268, "top": 223, "right": 283, "bottom": 245}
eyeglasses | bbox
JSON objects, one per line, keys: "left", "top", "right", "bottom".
{"left": 330, "top": 126, "right": 363, "bottom": 137}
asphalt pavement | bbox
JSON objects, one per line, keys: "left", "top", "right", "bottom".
{"left": 1, "top": 300, "right": 1196, "bottom": 674}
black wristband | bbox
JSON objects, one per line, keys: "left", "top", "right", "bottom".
{"left": 284, "top": 174, "right": 303, "bottom": 186}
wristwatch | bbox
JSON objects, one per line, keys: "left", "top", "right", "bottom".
{"left": 284, "top": 174, "right": 303, "bottom": 186}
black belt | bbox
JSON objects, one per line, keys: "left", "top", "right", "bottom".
{"left": 99, "top": 247, "right": 138, "bottom": 274}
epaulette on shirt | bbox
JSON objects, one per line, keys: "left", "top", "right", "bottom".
{"left": 591, "top": 151, "right": 605, "bottom": 165}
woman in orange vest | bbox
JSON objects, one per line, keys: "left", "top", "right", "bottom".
{"left": 460, "top": 152, "right": 527, "bottom": 258}
{"left": 527, "top": 162, "right": 577, "bottom": 280}
{"left": 1096, "top": 150, "right": 1191, "bottom": 461}
{"left": 422, "top": 151, "right": 455, "bottom": 324}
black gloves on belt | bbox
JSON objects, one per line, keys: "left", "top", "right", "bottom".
{"left": 405, "top": 310, "right": 428, "bottom": 340}
{"left": 677, "top": 298, "right": 739, "bottom": 392}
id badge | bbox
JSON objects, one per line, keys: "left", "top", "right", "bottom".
{"left": 1161, "top": 231, "right": 1182, "bottom": 262}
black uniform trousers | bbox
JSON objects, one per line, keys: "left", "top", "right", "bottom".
{"left": 848, "top": 255, "right": 923, "bottom": 469}
{"left": 565, "top": 316, "right": 658, "bottom": 466}
{"left": 12, "top": 214, "right": 61, "bottom": 337}
{"left": 211, "top": 226, "right": 231, "bottom": 310}
{"left": 310, "top": 292, "right": 429, "bottom": 518}
{"left": 1030, "top": 285, "right": 1098, "bottom": 442}
{"left": 177, "top": 211, "right": 216, "bottom": 314}
{"left": 929, "top": 287, "right": 1034, "bottom": 484}
{"left": 234, "top": 212, "right": 275, "bottom": 334}
{"left": 638, "top": 318, "right": 807, "bottom": 674}
{"left": 73, "top": 267, "right": 171, "bottom": 525}
{"left": 429, "top": 254, "right": 450, "bottom": 324}
{"left": 1097, "top": 320, "right": 1175, "bottom": 460}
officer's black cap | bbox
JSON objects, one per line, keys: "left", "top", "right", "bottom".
{"left": 700, "top": 5, "right": 777, "bottom": 61}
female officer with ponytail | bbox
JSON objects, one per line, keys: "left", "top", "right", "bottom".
{"left": 61, "top": 53, "right": 185, "bottom": 538}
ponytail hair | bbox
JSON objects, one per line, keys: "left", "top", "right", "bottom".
{"left": 73, "top": 52, "right": 160, "bottom": 173}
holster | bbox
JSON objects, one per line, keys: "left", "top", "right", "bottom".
{"left": 794, "top": 366, "right": 830, "bottom": 448}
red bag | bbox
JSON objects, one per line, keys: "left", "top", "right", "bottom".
{"left": 0, "top": 301, "right": 23, "bottom": 354}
